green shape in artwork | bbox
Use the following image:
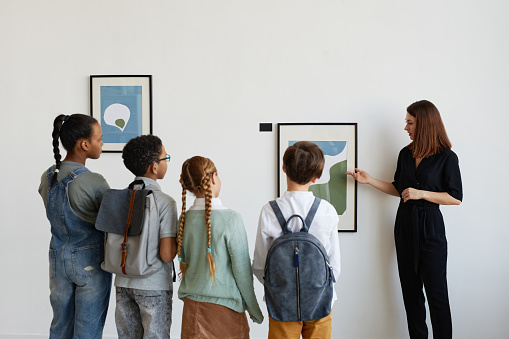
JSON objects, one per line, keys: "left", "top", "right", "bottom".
{"left": 309, "top": 160, "right": 347, "bottom": 215}
{"left": 115, "top": 119, "right": 126, "bottom": 130}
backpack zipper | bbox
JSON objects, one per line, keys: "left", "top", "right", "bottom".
{"left": 326, "top": 260, "right": 333, "bottom": 281}
{"left": 295, "top": 246, "right": 301, "bottom": 320}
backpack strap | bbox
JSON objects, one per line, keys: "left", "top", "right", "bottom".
{"left": 121, "top": 189, "right": 137, "bottom": 275}
{"left": 128, "top": 179, "right": 146, "bottom": 190}
{"left": 269, "top": 197, "right": 321, "bottom": 234}
{"left": 303, "top": 197, "right": 321, "bottom": 232}
{"left": 286, "top": 214, "right": 307, "bottom": 233}
{"left": 269, "top": 200, "right": 292, "bottom": 234}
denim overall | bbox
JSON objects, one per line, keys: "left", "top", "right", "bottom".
{"left": 46, "top": 166, "right": 112, "bottom": 339}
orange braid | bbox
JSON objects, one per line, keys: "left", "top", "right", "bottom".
{"left": 177, "top": 186, "right": 187, "bottom": 279}
{"left": 202, "top": 174, "right": 216, "bottom": 283}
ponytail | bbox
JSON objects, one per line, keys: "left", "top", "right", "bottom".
{"left": 50, "top": 115, "right": 67, "bottom": 188}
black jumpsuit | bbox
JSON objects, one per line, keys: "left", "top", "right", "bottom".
{"left": 392, "top": 147, "right": 462, "bottom": 339}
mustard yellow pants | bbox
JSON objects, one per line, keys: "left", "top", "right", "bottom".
{"left": 268, "top": 311, "right": 332, "bottom": 339}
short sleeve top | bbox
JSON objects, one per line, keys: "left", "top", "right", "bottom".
{"left": 392, "top": 147, "right": 463, "bottom": 202}
{"left": 39, "top": 161, "right": 110, "bottom": 224}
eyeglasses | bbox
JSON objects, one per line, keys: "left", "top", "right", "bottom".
{"left": 150, "top": 154, "right": 171, "bottom": 165}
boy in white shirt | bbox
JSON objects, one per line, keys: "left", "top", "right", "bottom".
{"left": 252, "top": 141, "right": 341, "bottom": 339}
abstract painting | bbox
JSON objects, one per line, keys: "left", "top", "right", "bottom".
{"left": 278, "top": 123, "right": 357, "bottom": 232}
{"left": 90, "top": 75, "right": 152, "bottom": 152}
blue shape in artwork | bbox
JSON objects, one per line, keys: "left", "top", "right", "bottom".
{"left": 289, "top": 140, "right": 346, "bottom": 156}
{"left": 100, "top": 86, "right": 143, "bottom": 143}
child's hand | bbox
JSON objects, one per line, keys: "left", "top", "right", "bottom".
{"left": 249, "top": 314, "right": 264, "bottom": 324}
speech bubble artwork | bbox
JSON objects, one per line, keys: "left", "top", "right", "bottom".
{"left": 103, "top": 103, "right": 131, "bottom": 131}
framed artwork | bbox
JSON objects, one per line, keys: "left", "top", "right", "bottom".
{"left": 277, "top": 123, "right": 358, "bottom": 232}
{"left": 90, "top": 75, "right": 152, "bottom": 152}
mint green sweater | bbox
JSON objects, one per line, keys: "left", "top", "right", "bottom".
{"left": 178, "top": 209, "right": 263, "bottom": 324}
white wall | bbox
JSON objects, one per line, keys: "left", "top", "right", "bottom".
{"left": 1, "top": 1, "right": 508, "bottom": 338}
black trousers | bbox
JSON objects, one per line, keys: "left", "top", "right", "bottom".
{"left": 394, "top": 203, "right": 452, "bottom": 339}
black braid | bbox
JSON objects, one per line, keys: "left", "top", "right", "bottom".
{"left": 50, "top": 115, "right": 66, "bottom": 188}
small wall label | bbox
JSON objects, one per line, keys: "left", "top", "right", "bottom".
{"left": 259, "top": 123, "right": 272, "bottom": 132}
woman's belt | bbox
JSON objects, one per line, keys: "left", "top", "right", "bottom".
{"left": 400, "top": 201, "right": 440, "bottom": 273}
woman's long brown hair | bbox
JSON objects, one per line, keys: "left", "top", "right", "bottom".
{"left": 407, "top": 100, "right": 452, "bottom": 159}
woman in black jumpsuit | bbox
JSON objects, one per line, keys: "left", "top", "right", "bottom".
{"left": 347, "top": 100, "right": 462, "bottom": 339}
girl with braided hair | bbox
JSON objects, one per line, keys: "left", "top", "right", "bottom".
{"left": 38, "top": 114, "right": 112, "bottom": 338}
{"left": 177, "top": 156, "right": 263, "bottom": 339}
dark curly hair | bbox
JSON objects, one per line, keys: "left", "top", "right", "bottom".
{"left": 122, "top": 135, "right": 163, "bottom": 176}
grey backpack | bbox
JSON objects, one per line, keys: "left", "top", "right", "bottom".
{"left": 264, "top": 197, "right": 336, "bottom": 322}
{"left": 95, "top": 180, "right": 163, "bottom": 277}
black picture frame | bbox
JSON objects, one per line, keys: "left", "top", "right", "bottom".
{"left": 90, "top": 75, "right": 153, "bottom": 153}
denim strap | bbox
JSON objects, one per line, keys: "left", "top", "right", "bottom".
{"left": 303, "top": 197, "right": 321, "bottom": 232}
{"left": 269, "top": 197, "right": 321, "bottom": 234}
{"left": 46, "top": 166, "right": 90, "bottom": 188}
{"left": 46, "top": 166, "right": 55, "bottom": 187}
{"left": 269, "top": 200, "right": 291, "bottom": 234}
{"left": 61, "top": 167, "right": 90, "bottom": 186}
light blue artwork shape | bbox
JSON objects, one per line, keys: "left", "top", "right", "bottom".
{"left": 100, "top": 86, "right": 143, "bottom": 143}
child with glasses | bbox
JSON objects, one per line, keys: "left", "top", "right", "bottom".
{"left": 177, "top": 156, "right": 263, "bottom": 339}
{"left": 114, "top": 135, "right": 178, "bottom": 338}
